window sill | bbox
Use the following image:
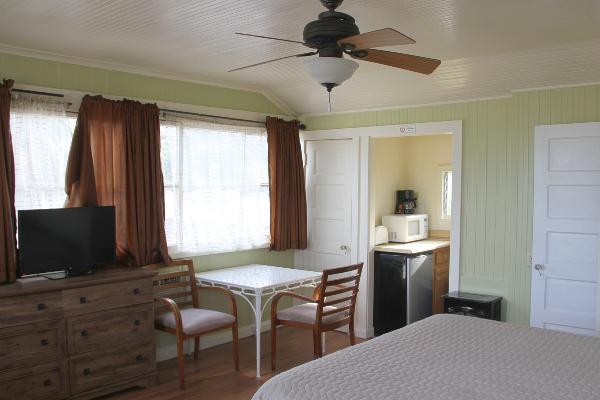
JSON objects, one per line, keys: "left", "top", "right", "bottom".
{"left": 167, "top": 245, "right": 271, "bottom": 260}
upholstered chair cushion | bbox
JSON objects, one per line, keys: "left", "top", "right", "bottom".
{"left": 156, "top": 308, "right": 235, "bottom": 335}
{"left": 277, "top": 303, "right": 347, "bottom": 325}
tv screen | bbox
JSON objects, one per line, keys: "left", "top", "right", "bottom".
{"left": 17, "top": 206, "right": 116, "bottom": 276}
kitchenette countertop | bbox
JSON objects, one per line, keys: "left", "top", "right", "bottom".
{"left": 373, "top": 239, "right": 450, "bottom": 255}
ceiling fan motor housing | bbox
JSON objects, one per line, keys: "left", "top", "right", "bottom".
{"left": 321, "top": 0, "right": 344, "bottom": 11}
{"left": 303, "top": 11, "right": 359, "bottom": 56}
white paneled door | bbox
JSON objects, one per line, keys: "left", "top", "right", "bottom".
{"left": 302, "top": 139, "right": 357, "bottom": 271}
{"left": 531, "top": 123, "right": 600, "bottom": 336}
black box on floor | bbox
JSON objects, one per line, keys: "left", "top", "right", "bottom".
{"left": 443, "top": 291, "right": 502, "bottom": 321}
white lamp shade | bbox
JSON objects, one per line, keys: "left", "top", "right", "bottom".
{"left": 303, "top": 56, "right": 359, "bottom": 86}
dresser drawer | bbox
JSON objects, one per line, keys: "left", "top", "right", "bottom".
{"left": 62, "top": 278, "right": 153, "bottom": 316}
{"left": 69, "top": 342, "right": 154, "bottom": 394}
{"left": 0, "top": 291, "right": 62, "bottom": 326}
{"left": 434, "top": 246, "right": 450, "bottom": 266}
{"left": 66, "top": 304, "right": 154, "bottom": 355}
{"left": 0, "top": 320, "right": 66, "bottom": 371}
{"left": 0, "top": 361, "right": 68, "bottom": 400}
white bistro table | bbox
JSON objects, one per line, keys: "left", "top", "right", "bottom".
{"left": 195, "top": 264, "right": 322, "bottom": 377}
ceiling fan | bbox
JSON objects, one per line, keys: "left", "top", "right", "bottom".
{"left": 230, "top": 0, "right": 441, "bottom": 109}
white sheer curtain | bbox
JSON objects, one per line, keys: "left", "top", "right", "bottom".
{"left": 160, "top": 114, "right": 270, "bottom": 255}
{"left": 10, "top": 94, "right": 75, "bottom": 212}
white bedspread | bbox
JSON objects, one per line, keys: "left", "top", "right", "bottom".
{"left": 253, "top": 314, "right": 600, "bottom": 400}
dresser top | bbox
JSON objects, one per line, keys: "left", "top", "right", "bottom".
{"left": 0, "top": 266, "right": 156, "bottom": 298}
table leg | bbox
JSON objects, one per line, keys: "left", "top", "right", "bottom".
{"left": 254, "top": 291, "right": 262, "bottom": 378}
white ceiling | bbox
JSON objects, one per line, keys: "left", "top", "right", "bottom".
{"left": 1, "top": 0, "right": 600, "bottom": 115}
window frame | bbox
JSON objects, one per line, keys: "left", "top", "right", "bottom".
{"left": 441, "top": 169, "right": 452, "bottom": 220}
{"left": 159, "top": 120, "right": 271, "bottom": 258}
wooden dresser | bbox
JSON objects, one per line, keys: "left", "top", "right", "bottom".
{"left": 0, "top": 267, "right": 157, "bottom": 400}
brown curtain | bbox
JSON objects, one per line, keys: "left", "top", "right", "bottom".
{"left": 0, "top": 79, "right": 17, "bottom": 283}
{"left": 66, "top": 95, "right": 170, "bottom": 266}
{"left": 266, "top": 116, "right": 307, "bottom": 250}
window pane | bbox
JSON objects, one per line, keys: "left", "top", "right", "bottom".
{"left": 442, "top": 170, "right": 452, "bottom": 218}
{"left": 160, "top": 124, "right": 180, "bottom": 247}
{"left": 160, "top": 124, "right": 179, "bottom": 188}
{"left": 160, "top": 119, "right": 270, "bottom": 255}
{"left": 11, "top": 109, "right": 75, "bottom": 211}
{"left": 163, "top": 186, "right": 179, "bottom": 247}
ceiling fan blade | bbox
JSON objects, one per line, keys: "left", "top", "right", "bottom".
{"left": 352, "top": 49, "right": 441, "bottom": 74}
{"left": 235, "top": 32, "right": 306, "bottom": 45}
{"left": 229, "top": 52, "right": 316, "bottom": 72}
{"left": 339, "top": 28, "right": 415, "bottom": 49}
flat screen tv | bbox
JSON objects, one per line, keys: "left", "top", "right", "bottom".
{"left": 17, "top": 206, "right": 116, "bottom": 277}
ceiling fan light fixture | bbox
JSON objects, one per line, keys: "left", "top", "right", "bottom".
{"left": 303, "top": 56, "right": 359, "bottom": 90}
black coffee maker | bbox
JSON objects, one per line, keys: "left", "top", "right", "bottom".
{"left": 395, "top": 190, "right": 417, "bottom": 214}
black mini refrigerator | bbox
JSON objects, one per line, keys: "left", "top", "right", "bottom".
{"left": 373, "top": 251, "right": 433, "bottom": 336}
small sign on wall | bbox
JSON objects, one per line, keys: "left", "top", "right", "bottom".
{"left": 398, "top": 124, "right": 416, "bottom": 134}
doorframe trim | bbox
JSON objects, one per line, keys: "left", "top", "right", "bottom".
{"left": 299, "top": 121, "right": 463, "bottom": 338}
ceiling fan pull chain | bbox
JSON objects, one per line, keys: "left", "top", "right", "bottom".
{"left": 328, "top": 91, "right": 332, "bottom": 113}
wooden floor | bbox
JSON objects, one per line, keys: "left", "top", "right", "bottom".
{"left": 108, "top": 327, "right": 363, "bottom": 400}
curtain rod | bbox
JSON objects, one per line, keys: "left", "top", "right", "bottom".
{"left": 12, "top": 87, "right": 306, "bottom": 129}
{"left": 161, "top": 108, "right": 265, "bottom": 125}
{"left": 13, "top": 88, "right": 66, "bottom": 98}
{"left": 12, "top": 88, "right": 266, "bottom": 125}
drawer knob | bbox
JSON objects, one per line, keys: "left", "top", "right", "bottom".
{"left": 136, "top": 354, "right": 144, "bottom": 362}
{"left": 134, "top": 319, "right": 141, "bottom": 326}
{"left": 37, "top": 303, "right": 45, "bottom": 311}
{"left": 81, "top": 330, "right": 88, "bottom": 337}
{"left": 43, "top": 379, "right": 52, "bottom": 387}
{"left": 80, "top": 296, "right": 87, "bottom": 304}
{"left": 40, "top": 339, "right": 49, "bottom": 346}
{"left": 133, "top": 288, "right": 140, "bottom": 295}
{"left": 83, "top": 368, "right": 92, "bottom": 375}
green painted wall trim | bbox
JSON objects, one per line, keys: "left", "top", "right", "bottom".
{"left": 304, "top": 85, "right": 600, "bottom": 325}
{"left": 0, "top": 52, "right": 286, "bottom": 115}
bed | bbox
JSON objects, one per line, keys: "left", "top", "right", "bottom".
{"left": 253, "top": 314, "right": 600, "bottom": 400}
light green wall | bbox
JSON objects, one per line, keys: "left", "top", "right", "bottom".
{"left": 304, "top": 85, "right": 600, "bottom": 325}
{"left": 0, "top": 52, "right": 286, "bottom": 115}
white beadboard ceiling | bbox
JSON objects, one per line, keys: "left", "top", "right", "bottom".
{"left": 1, "top": 0, "right": 600, "bottom": 115}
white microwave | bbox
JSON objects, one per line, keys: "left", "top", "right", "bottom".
{"left": 382, "top": 214, "right": 428, "bottom": 243}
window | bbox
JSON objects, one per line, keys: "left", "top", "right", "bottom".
{"left": 441, "top": 170, "right": 452, "bottom": 219}
{"left": 160, "top": 115, "right": 270, "bottom": 255}
{"left": 10, "top": 95, "right": 75, "bottom": 212}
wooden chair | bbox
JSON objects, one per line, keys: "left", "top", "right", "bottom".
{"left": 270, "top": 263, "right": 363, "bottom": 370}
{"left": 145, "top": 259, "right": 239, "bottom": 389}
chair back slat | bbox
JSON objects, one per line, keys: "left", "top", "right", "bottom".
{"left": 326, "top": 275, "right": 360, "bottom": 286}
{"left": 144, "top": 259, "right": 198, "bottom": 312}
{"left": 323, "top": 285, "right": 355, "bottom": 297}
{"left": 315, "top": 263, "right": 363, "bottom": 327}
{"left": 321, "top": 304, "right": 353, "bottom": 317}
{"left": 322, "top": 296, "right": 352, "bottom": 307}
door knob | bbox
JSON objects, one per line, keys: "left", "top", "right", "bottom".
{"left": 340, "top": 245, "right": 350, "bottom": 254}
{"left": 534, "top": 264, "right": 544, "bottom": 277}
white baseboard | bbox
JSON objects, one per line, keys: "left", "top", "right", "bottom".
{"left": 156, "top": 321, "right": 271, "bottom": 362}
{"left": 357, "top": 327, "right": 374, "bottom": 339}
